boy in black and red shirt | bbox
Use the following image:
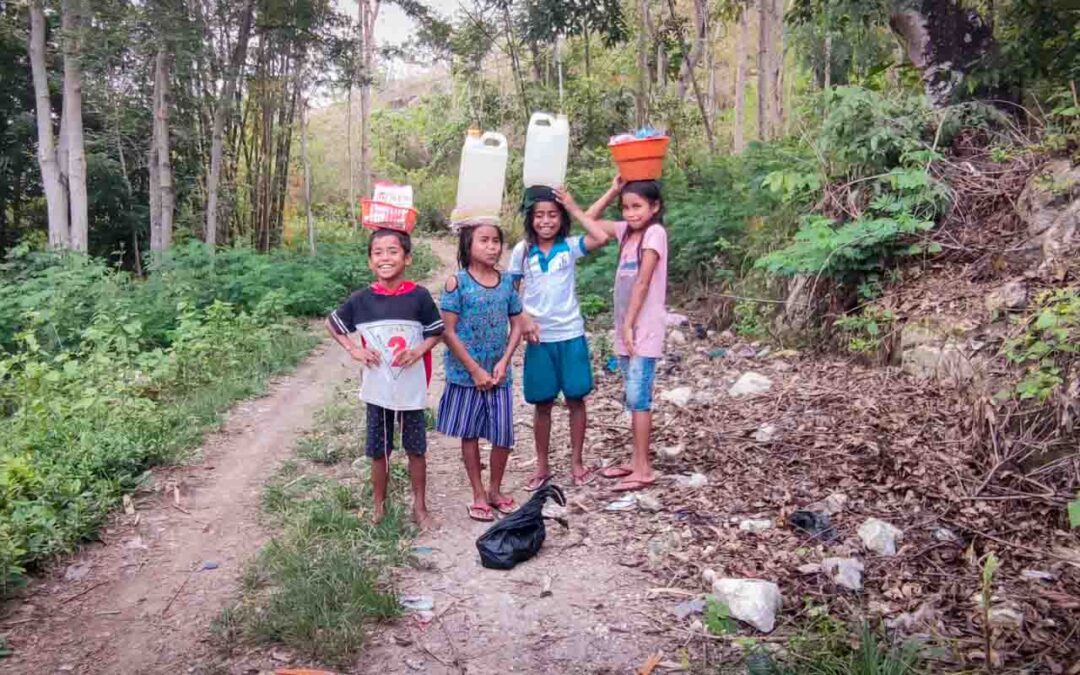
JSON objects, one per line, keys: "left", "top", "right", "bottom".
{"left": 326, "top": 229, "right": 443, "bottom": 527}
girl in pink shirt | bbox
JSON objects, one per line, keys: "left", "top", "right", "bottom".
{"left": 559, "top": 178, "right": 667, "bottom": 492}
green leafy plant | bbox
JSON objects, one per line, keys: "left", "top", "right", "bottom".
{"left": 704, "top": 596, "right": 736, "bottom": 635}
{"left": 834, "top": 306, "right": 895, "bottom": 355}
{"left": 1003, "top": 289, "right": 1080, "bottom": 401}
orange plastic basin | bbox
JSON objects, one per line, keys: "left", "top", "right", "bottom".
{"left": 608, "top": 136, "right": 669, "bottom": 181}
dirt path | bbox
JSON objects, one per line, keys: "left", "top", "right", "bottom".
{"left": 3, "top": 239, "right": 674, "bottom": 674}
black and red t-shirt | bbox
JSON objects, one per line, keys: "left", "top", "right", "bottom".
{"left": 329, "top": 281, "right": 443, "bottom": 410}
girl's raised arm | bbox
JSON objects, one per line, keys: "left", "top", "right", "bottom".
{"left": 556, "top": 185, "right": 617, "bottom": 250}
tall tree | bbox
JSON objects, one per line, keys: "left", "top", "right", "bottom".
{"left": 358, "top": 0, "right": 379, "bottom": 200}
{"left": 205, "top": 0, "right": 255, "bottom": 247}
{"left": 28, "top": 0, "right": 69, "bottom": 249}
{"left": 150, "top": 37, "right": 174, "bottom": 252}
{"left": 733, "top": 3, "right": 749, "bottom": 151}
{"left": 61, "top": 0, "right": 88, "bottom": 251}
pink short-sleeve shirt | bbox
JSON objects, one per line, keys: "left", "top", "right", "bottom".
{"left": 613, "top": 222, "right": 668, "bottom": 358}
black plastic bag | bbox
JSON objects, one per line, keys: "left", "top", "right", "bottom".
{"left": 476, "top": 484, "right": 567, "bottom": 570}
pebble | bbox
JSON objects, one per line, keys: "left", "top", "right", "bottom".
{"left": 858, "top": 518, "right": 904, "bottom": 556}
{"left": 660, "top": 387, "right": 693, "bottom": 408}
{"left": 822, "top": 557, "right": 864, "bottom": 591}
{"left": 728, "top": 372, "right": 773, "bottom": 397}
{"left": 739, "top": 518, "right": 774, "bottom": 533}
{"left": 752, "top": 423, "right": 777, "bottom": 443}
{"left": 709, "top": 577, "right": 783, "bottom": 633}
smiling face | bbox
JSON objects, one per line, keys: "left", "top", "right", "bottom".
{"left": 530, "top": 201, "right": 563, "bottom": 243}
{"left": 470, "top": 224, "right": 503, "bottom": 268}
{"left": 620, "top": 191, "right": 661, "bottom": 231}
{"left": 368, "top": 231, "right": 411, "bottom": 283}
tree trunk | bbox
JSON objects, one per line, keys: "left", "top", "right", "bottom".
{"left": 733, "top": 5, "right": 749, "bottom": 152}
{"left": 823, "top": 33, "right": 832, "bottom": 90}
{"left": 768, "top": 0, "right": 784, "bottom": 138}
{"left": 300, "top": 95, "right": 315, "bottom": 256}
{"left": 62, "top": 0, "right": 88, "bottom": 252}
{"left": 205, "top": 0, "right": 255, "bottom": 247}
{"left": 675, "top": 0, "right": 707, "bottom": 101}
{"left": 635, "top": 0, "right": 649, "bottom": 126}
{"left": 28, "top": 0, "right": 70, "bottom": 249}
{"left": 665, "top": 0, "right": 715, "bottom": 150}
{"left": 151, "top": 43, "right": 174, "bottom": 251}
{"left": 347, "top": 78, "right": 356, "bottom": 227}
{"left": 888, "top": 0, "right": 995, "bottom": 107}
{"left": 360, "top": 0, "right": 379, "bottom": 201}
{"left": 757, "top": 0, "right": 768, "bottom": 140}
{"left": 149, "top": 129, "right": 161, "bottom": 250}
{"left": 657, "top": 41, "right": 667, "bottom": 93}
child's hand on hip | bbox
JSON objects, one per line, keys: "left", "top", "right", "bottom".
{"left": 350, "top": 347, "right": 382, "bottom": 367}
{"left": 393, "top": 347, "right": 423, "bottom": 368}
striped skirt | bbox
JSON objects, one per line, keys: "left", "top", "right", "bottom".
{"left": 436, "top": 382, "right": 515, "bottom": 449}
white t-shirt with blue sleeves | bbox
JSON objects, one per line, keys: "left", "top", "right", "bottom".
{"left": 509, "top": 235, "right": 590, "bottom": 343}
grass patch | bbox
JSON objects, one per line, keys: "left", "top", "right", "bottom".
{"left": 221, "top": 394, "right": 417, "bottom": 666}
{"left": 736, "top": 613, "right": 926, "bottom": 675}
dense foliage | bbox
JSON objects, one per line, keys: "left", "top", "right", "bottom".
{"left": 0, "top": 237, "right": 432, "bottom": 590}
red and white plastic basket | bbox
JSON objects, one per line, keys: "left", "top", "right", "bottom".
{"left": 360, "top": 199, "right": 418, "bottom": 234}
{"left": 360, "top": 182, "right": 418, "bottom": 234}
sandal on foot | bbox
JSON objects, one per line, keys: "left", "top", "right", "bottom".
{"left": 600, "top": 466, "right": 633, "bottom": 479}
{"left": 611, "top": 478, "right": 655, "bottom": 493}
{"left": 524, "top": 473, "right": 553, "bottom": 492}
{"left": 572, "top": 467, "right": 598, "bottom": 487}
{"left": 489, "top": 496, "right": 517, "bottom": 514}
{"left": 466, "top": 503, "right": 495, "bottom": 522}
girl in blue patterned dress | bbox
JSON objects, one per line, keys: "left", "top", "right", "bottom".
{"left": 437, "top": 224, "right": 525, "bottom": 522}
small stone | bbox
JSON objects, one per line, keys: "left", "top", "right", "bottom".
{"left": 988, "top": 606, "right": 1025, "bottom": 630}
{"left": 677, "top": 473, "right": 708, "bottom": 489}
{"left": 739, "top": 519, "right": 774, "bottom": 533}
{"left": 661, "top": 387, "right": 694, "bottom": 407}
{"left": 752, "top": 423, "right": 777, "bottom": 443}
{"left": 1021, "top": 569, "right": 1056, "bottom": 582}
{"left": 797, "top": 563, "right": 822, "bottom": 575}
{"left": 729, "top": 372, "right": 773, "bottom": 398}
{"left": 709, "top": 578, "right": 783, "bottom": 633}
{"left": 64, "top": 563, "right": 92, "bottom": 583}
{"left": 669, "top": 329, "right": 687, "bottom": 345}
{"left": 200, "top": 560, "right": 219, "bottom": 571}
{"left": 858, "top": 518, "right": 904, "bottom": 556}
{"left": 822, "top": 557, "right": 864, "bottom": 591}
{"left": 985, "top": 280, "right": 1029, "bottom": 314}
{"left": 637, "top": 494, "right": 663, "bottom": 513}
{"left": 808, "top": 493, "right": 848, "bottom": 515}
{"left": 757, "top": 346, "right": 772, "bottom": 358}
{"left": 933, "top": 527, "right": 960, "bottom": 543}
{"left": 660, "top": 443, "right": 685, "bottom": 458}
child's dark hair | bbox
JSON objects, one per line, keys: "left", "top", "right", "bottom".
{"left": 457, "top": 223, "right": 504, "bottom": 268}
{"left": 367, "top": 228, "right": 412, "bottom": 256}
{"left": 618, "top": 180, "right": 665, "bottom": 267}
{"left": 523, "top": 195, "right": 571, "bottom": 245}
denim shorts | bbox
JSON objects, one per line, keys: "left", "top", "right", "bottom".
{"left": 617, "top": 355, "right": 658, "bottom": 412}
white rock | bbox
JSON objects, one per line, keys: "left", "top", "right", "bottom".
{"left": 739, "top": 519, "right": 774, "bottom": 533}
{"left": 677, "top": 473, "right": 708, "bottom": 489}
{"left": 988, "top": 606, "right": 1025, "bottom": 630}
{"left": 669, "top": 329, "right": 688, "bottom": 345}
{"left": 752, "top": 423, "right": 777, "bottom": 443}
{"left": 933, "top": 527, "right": 960, "bottom": 543}
{"left": 1021, "top": 569, "right": 1055, "bottom": 582}
{"left": 728, "top": 372, "right": 773, "bottom": 398}
{"left": 809, "top": 493, "right": 849, "bottom": 515}
{"left": 821, "top": 557, "right": 864, "bottom": 591}
{"left": 702, "top": 568, "right": 717, "bottom": 585}
{"left": 709, "top": 578, "right": 783, "bottom": 633}
{"left": 858, "top": 518, "right": 904, "bottom": 556}
{"left": 637, "top": 494, "right": 663, "bottom": 512}
{"left": 660, "top": 443, "right": 685, "bottom": 458}
{"left": 661, "top": 387, "right": 694, "bottom": 408}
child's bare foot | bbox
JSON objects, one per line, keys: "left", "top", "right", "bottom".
{"left": 373, "top": 502, "right": 386, "bottom": 524}
{"left": 612, "top": 471, "right": 655, "bottom": 492}
{"left": 412, "top": 506, "right": 435, "bottom": 530}
{"left": 487, "top": 491, "right": 516, "bottom": 514}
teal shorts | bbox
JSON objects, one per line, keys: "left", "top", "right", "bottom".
{"left": 523, "top": 336, "right": 594, "bottom": 404}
